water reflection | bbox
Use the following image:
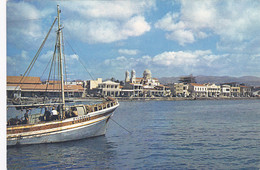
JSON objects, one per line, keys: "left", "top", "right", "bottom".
{"left": 8, "top": 136, "right": 117, "bottom": 169}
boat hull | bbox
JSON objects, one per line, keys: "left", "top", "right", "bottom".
{"left": 7, "top": 103, "right": 118, "bottom": 146}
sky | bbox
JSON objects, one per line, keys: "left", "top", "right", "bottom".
{"left": 6, "top": 0, "right": 260, "bottom": 81}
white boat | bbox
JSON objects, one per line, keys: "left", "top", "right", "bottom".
{"left": 7, "top": 5, "right": 119, "bottom": 146}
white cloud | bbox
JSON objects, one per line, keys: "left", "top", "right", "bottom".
{"left": 65, "top": 16, "right": 150, "bottom": 43}
{"left": 118, "top": 49, "right": 139, "bottom": 55}
{"left": 153, "top": 50, "right": 206, "bottom": 66}
{"left": 104, "top": 55, "right": 153, "bottom": 69}
{"left": 39, "top": 51, "right": 53, "bottom": 61}
{"left": 62, "top": 1, "right": 154, "bottom": 43}
{"left": 155, "top": 0, "right": 260, "bottom": 52}
{"left": 7, "top": 1, "right": 153, "bottom": 47}
{"left": 65, "top": 16, "right": 151, "bottom": 43}
{"left": 40, "top": 51, "right": 79, "bottom": 64}
{"left": 7, "top": 2, "right": 54, "bottom": 48}
{"left": 140, "top": 55, "right": 152, "bottom": 65}
{"left": 68, "top": 54, "right": 79, "bottom": 61}
{"left": 96, "top": 48, "right": 260, "bottom": 78}
{"left": 122, "top": 16, "right": 151, "bottom": 37}
{"left": 104, "top": 56, "right": 128, "bottom": 67}
{"left": 104, "top": 50, "right": 221, "bottom": 70}
{"left": 7, "top": 56, "right": 16, "bottom": 66}
{"left": 166, "top": 29, "right": 195, "bottom": 45}
{"left": 62, "top": 0, "right": 155, "bottom": 20}
{"left": 21, "top": 50, "right": 29, "bottom": 60}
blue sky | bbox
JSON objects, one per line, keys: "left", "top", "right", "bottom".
{"left": 6, "top": 0, "right": 260, "bottom": 81}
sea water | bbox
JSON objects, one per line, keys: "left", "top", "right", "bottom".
{"left": 7, "top": 99, "right": 260, "bottom": 169}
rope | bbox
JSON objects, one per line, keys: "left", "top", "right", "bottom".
{"left": 110, "top": 117, "right": 132, "bottom": 134}
{"left": 63, "top": 28, "right": 95, "bottom": 81}
{"left": 65, "top": 39, "right": 95, "bottom": 80}
{"left": 10, "top": 17, "right": 57, "bottom": 98}
{"left": 45, "top": 34, "right": 59, "bottom": 97}
{"left": 30, "top": 55, "right": 53, "bottom": 98}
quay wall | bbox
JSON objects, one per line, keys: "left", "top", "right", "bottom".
{"left": 7, "top": 96, "right": 260, "bottom": 103}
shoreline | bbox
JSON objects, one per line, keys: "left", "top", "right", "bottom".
{"left": 116, "top": 96, "right": 260, "bottom": 101}
{"left": 7, "top": 96, "right": 260, "bottom": 104}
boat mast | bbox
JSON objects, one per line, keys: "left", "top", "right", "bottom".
{"left": 57, "top": 5, "right": 65, "bottom": 119}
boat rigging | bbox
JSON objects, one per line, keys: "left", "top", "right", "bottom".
{"left": 7, "top": 5, "right": 120, "bottom": 146}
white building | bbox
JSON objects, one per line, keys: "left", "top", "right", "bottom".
{"left": 86, "top": 78, "right": 102, "bottom": 90}
{"left": 121, "top": 83, "right": 143, "bottom": 97}
{"left": 189, "top": 83, "right": 207, "bottom": 97}
{"left": 98, "top": 80, "right": 121, "bottom": 97}
{"left": 173, "top": 83, "right": 190, "bottom": 97}
{"left": 221, "top": 84, "right": 231, "bottom": 97}
{"left": 122, "top": 69, "right": 170, "bottom": 97}
{"left": 205, "top": 83, "right": 221, "bottom": 97}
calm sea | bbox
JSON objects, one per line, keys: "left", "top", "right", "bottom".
{"left": 7, "top": 99, "right": 260, "bottom": 169}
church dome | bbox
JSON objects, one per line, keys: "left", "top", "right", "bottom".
{"left": 143, "top": 69, "right": 152, "bottom": 79}
{"left": 144, "top": 69, "right": 151, "bottom": 74}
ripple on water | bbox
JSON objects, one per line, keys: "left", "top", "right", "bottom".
{"left": 7, "top": 100, "right": 260, "bottom": 169}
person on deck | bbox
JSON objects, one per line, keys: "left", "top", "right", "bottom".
{"left": 72, "top": 107, "right": 78, "bottom": 117}
{"left": 23, "top": 109, "right": 29, "bottom": 124}
{"left": 44, "top": 107, "right": 51, "bottom": 121}
{"left": 51, "top": 107, "right": 59, "bottom": 120}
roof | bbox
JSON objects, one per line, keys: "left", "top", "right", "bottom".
{"left": 190, "top": 83, "right": 205, "bottom": 87}
{"left": 129, "top": 83, "right": 142, "bottom": 86}
{"left": 7, "top": 84, "right": 84, "bottom": 91}
{"left": 45, "top": 80, "right": 61, "bottom": 84}
{"left": 100, "top": 80, "right": 119, "bottom": 85}
{"left": 7, "top": 76, "right": 42, "bottom": 84}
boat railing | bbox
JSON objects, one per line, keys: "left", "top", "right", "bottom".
{"left": 84, "top": 99, "right": 118, "bottom": 114}
{"left": 7, "top": 99, "right": 118, "bottom": 126}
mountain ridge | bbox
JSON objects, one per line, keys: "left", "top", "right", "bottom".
{"left": 158, "top": 75, "right": 260, "bottom": 86}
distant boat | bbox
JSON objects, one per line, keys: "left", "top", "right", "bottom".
{"left": 7, "top": 5, "right": 119, "bottom": 146}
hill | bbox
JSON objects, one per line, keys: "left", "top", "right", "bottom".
{"left": 158, "top": 76, "right": 260, "bottom": 87}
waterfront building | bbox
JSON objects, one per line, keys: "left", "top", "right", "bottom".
{"left": 7, "top": 76, "right": 84, "bottom": 98}
{"left": 121, "top": 83, "right": 143, "bottom": 97}
{"left": 153, "top": 85, "right": 171, "bottom": 97}
{"left": 173, "top": 83, "right": 189, "bottom": 97}
{"left": 231, "top": 87, "right": 240, "bottom": 97}
{"left": 223, "top": 82, "right": 240, "bottom": 97}
{"left": 122, "top": 69, "right": 170, "bottom": 97}
{"left": 84, "top": 78, "right": 103, "bottom": 97}
{"left": 240, "top": 85, "right": 252, "bottom": 97}
{"left": 64, "top": 80, "right": 84, "bottom": 86}
{"left": 188, "top": 83, "right": 207, "bottom": 97}
{"left": 85, "top": 78, "right": 102, "bottom": 90}
{"left": 205, "top": 83, "right": 221, "bottom": 97}
{"left": 98, "top": 80, "right": 121, "bottom": 97}
{"left": 221, "top": 84, "right": 231, "bottom": 97}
